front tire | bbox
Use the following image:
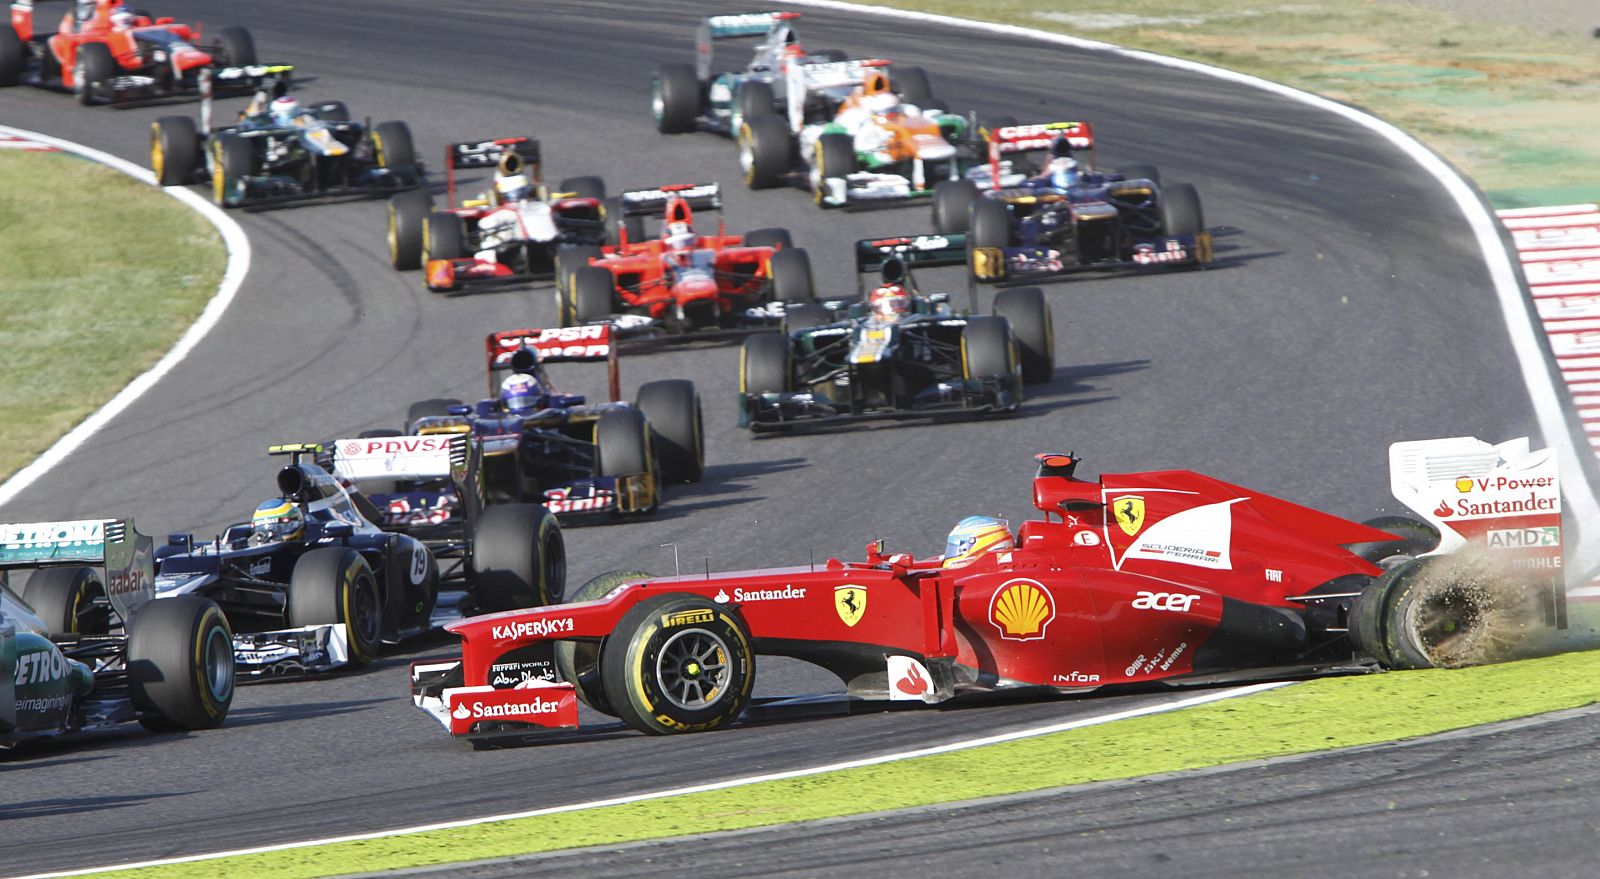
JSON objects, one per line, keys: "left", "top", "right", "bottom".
{"left": 962, "top": 315, "right": 1018, "bottom": 382}
{"left": 210, "top": 134, "right": 255, "bottom": 207}
{"left": 992, "top": 287, "right": 1054, "bottom": 384}
{"left": 767, "top": 246, "right": 815, "bottom": 303}
{"left": 652, "top": 63, "right": 700, "bottom": 134}
{"left": 739, "top": 113, "right": 792, "bottom": 191}
{"left": 813, "top": 133, "right": 855, "bottom": 207}
{"left": 595, "top": 408, "right": 651, "bottom": 479}
{"left": 73, "top": 42, "right": 115, "bottom": 106}
{"left": 217, "top": 26, "right": 257, "bottom": 67}
{"left": 637, "top": 379, "right": 704, "bottom": 484}
{"left": 599, "top": 594, "right": 754, "bottom": 735}
{"left": 151, "top": 116, "right": 199, "bottom": 187}
{"left": 288, "top": 547, "right": 383, "bottom": 666}
{"left": 471, "top": 504, "right": 565, "bottom": 612}
{"left": 128, "top": 595, "right": 234, "bottom": 732}
{"left": 573, "top": 265, "right": 617, "bottom": 323}
{"left": 0, "top": 27, "right": 24, "bottom": 87}
{"left": 740, "top": 332, "right": 791, "bottom": 395}
{"left": 553, "top": 569, "right": 655, "bottom": 716}
{"left": 1159, "top": 182, "right": 1205, "bottom": 237}
{"left": 932, "top": 179, "right": 978, "bottom": 235}
{"left": 373, "top": 121, "right": 418, "bottom": 179}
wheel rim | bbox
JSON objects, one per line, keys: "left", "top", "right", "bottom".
{"left": 151, "top": 136, "right": 164, "bottom": 180}
{"left": 73, "top": 59, "right": 84, "bottom": 98}
{"left": 1407, "top": 580, "right": 1494, "bottom": 667}
{"left": 373, "top": 130, "right": 387, "bottom": 168}
{"left": 654, "top": 627, "right": 732, "bottom": 711}
{"left": 650, "top": 81, "right": 664, "bottom": 122}
{"left": 350, "top": 573, "right": 382, "bottom": 649}
{"left": 202, "top": 624, "right": 236, "bottom": 703}
{"left": 211, "top": 143, "right": 226, "bottom": 205}
{"left": 387, "top": 210, "right": 399, "bottom": 263}
{"left": 738, "top": 130, "right": 755, "bottom": 183}
{"left": 811, "top": 150, "right": 826, "bottom": 205}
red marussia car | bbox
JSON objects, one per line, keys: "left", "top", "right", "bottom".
{"left": 1, "top": 0, "right": 268, "bottom": 105}
{"left": 412, "top": 444, "right": 1568, "bottom": 743}
{"left": 558, "top": 182, "right": 816, "bottom": 340}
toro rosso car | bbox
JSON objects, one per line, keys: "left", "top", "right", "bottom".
{"left": 560, "top": 183, "right": 814, "bottom": 341}
{"left": 736, "top": 59, "right": 979, "bottom": 209}
{"left": 651, "top": 11, "right": 869, "bottom": 137}
{"left": 1, "top": 518, "right": 233, "bottom": 747}
{"left": 400, "top": 325, "right": 705, "bottom": 519}
{"left": 738, "top": 234, "right": 1053, "bottom": 430}
{"left": 931, "top": 122, "right": 1211, "bottom": 283}
{"left": 0, "top": 0, "right": 281, "bottom": 105}
{"left": 149, "top": 71, "right": 420, "bottom": 208}
{"left": 385, "top": 136, "right": 607, "bottom": 294}
{"left": 412, "top": 436, "right": 1568, "bottom": 742}
{"left": 325, "top": 432, "right": 567, "bottom": 615}
{"left": 150, "top": 445, "right": 444, "bottom": 678}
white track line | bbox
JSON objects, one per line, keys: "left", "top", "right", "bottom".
{"left": 781, "top": 1, "right": 1600, "bottom": 576}
{"left": 7, "top": 682, "right": 1289, "bottom": 879}
{"left": 0, "top": 124, "right": 250, "bottom": 512}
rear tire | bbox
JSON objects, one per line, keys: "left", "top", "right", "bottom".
{"left": 573, "top": 265, "right": 617, "bottom": 323}
{"left": 216, "top": 26, "right": 257, "bottom": 66}
{"left": 288, "top": 547, "right": 382, "bottom": 666}
{"left": 0, "top": 27, "right": 24, "bottom": 87}
{"left": 892, "top": 66, "right": 935, "bottom": 105}
{"left": 733, "top": 79, "right": 775, "bottom": 134}
{"left": 740, "top": 332, "right": 791, "bottom": 394}
{"left": 993, "top": 287, "right": 1054, "bottom": 384}
{"left": 970, "top": 198, "right": 1014, "bottom": 248}
{"left": 782, "top": 302, "right": 832, "bottom": 335}
{"left": 768, "top": 247, "right": 815, "bottom": 303}
{"left": 600, "top": 594, "right": 754, "bottom": 735}
{"left": 128, "top": 595, "right": 234, "bottom": 732}
{"left": 558, "top": 175, "right": 605, "bottom": 200}
{"left": 22, "top": 567, "right": 109, "bottom": 637}
{"left": 471, "top": 504, "right": 565, "bottom": 612}
{"left": 554, "top": 569, "right": 654, "bottom": 716}
{"left": 423, "top": 211, "right": 466, "bottom": 264}
{"left": 637, "top": 379, "right": 704, "bottom": 484}
{"left": 1159, "top": 182, "right": 1205, "bottom": 237}
{"left": 1116, "top": 164, "right": 1161, "bottom": 185}
{"left": 652, "top": 63, "right": 700, "bottom": 134}
{"left": 388, "top": 190, "right": 433, "bottom": 270}
{"left": 595, "top": 408, "right": 650, "bottom": 478}
{"left": 151, "top": 116, "right": 199, "bottom": 187}
{"left": 932, "top": 179, "right": 978, "bottom": 235}
{"left": 373, "top": 121, "right": 418, "bottom": 178}
{"left": 739, "top": 112, "right": 792, "bottom": 190}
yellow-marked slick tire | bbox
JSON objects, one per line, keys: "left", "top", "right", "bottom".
{"left": 600, "top": 594, "right": 754, "bottom": 735}
{"left": 553, "top": 569, "right": 655, "bottom": 717}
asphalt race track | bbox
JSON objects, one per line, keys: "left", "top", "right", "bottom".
{"left": 0, "top": 1, "right": 1558, "bottom": 874}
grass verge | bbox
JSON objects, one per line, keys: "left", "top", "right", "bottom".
{"left": 847, "top": 0, "right": 1600, "bottom": 205}
{"left": 0, "top": 150, "right": 224, "bottom": 485}
{"left": 89, "top": 648, "right": 1600, "bottom": 878}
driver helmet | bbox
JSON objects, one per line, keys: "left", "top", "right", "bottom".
{"left": 250, "top": 498, "right": 305, "bottom": 544}
{"left": 663, "top": 219, "right": 696, "bottom": 252}
{"left": 110, "top": 8, "right": 136, "bottom": 28}
{"left": 495, "top": 171, "right": 534, "bottom": 204}
{"left": 782, "top": 43, "right": 806, "bottom": 62}
{"left": 1048, "top": 156, "right": 1080, "bottom": 190}
{"left": 865, "top": 90, "right": 902, "bottom": 120}
{"left": 942, "top": 516, "right": 1013, "bottom": 568}
{"left": 75, "top": 0, "right": 95, "bottom": 22}
{"left": 868, "top": 284, "right": 910, "bottom": 320}
{"left": 500, "top": 371, "right": 546, "bottom": 415}
{"left": 270, "top": 95, "right": 299, "bottom": 126}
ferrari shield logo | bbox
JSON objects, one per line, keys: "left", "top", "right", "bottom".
{"left": 1113, "top": 496, "right": 1146, "bottom": 537}
{"left": 834, "top": 585, "right": 866, "bottom": 627}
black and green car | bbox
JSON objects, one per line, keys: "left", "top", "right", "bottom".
{"left": 0, "top": 518, "right": 234, "bottom": 748}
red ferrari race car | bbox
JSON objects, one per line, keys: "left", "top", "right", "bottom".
{"left": 412, "top": 436, "right": 1568, "bottom": 742}
{"left": 558, "top": 182, "right": 815, "bottom": 342}
{"left": 0, "top": 0, "right": 278, "bottom": 105}
{"left": 390, "top": 136, "right": 608, "bottom": 295}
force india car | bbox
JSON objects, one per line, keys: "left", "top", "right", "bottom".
{"left": 1, "top": 518, "right": 234, "bottom": 747}
{"left": 412, "top": 436, "right": 1567, "bottom": 741}
{"left": 0, "top": 0, "right": 279, "bottom": 105}
{"left": 560, "top": 183, "right": 814, "bottom": 339}
{"left": 735, "top": 57, "right": 976, "bottom": 208}
{"left": 384, "top": 136, "right": 607, "bottom": 294}
{"left": 650, "top": 11, "right": 862, "bottom": 138}
{"left": 149, "top": 70, "right": 420, "bottom": 208}
{"left": 931, "top": 121, "right": 1211, "bottom": 283}
{"left": 150, "top": 443, "right": 491, "bottom": 678}
{"left": 401, "top": 325, "right": 705, "bottom": 518}
{"left": 738, "top": 234, "right": 1054, "bottom": 430}
{"left": 322, "top": 432, "right": 567, "bottom": 617}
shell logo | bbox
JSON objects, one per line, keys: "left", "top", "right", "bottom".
{"left": 1455, "top": 477, "right": 1472, "bottom": 493}
{"left": 989, "top": 578, "right": 1056, "bottom": 641}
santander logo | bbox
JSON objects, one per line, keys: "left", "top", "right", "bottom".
{"left": 452, "top": 698, "right": 563, "bottom": 720}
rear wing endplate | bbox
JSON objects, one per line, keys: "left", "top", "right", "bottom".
{"left": 695, "top": 11, "right": 800, "bottom": 81}
{"left": 0, "top": 518, "right": 153, "bottom": 621}
{"left": 485, "top": 325, "right": 620, "bottom": 402}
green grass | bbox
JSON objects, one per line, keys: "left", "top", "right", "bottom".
{"left": 869, "top": 0, "right": 1600, "bottom": 195}
{"left": 0, "top": 151, "right": 224, "bottom": 483}
{"left": 89, "top": 648, "right": 1600, "bottom": 878}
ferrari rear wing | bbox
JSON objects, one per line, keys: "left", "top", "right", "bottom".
{"left": 619, "top": 183, "right": 722, "bottom": 217}
{"left": 695, "top": 11, "right": 801, "bottom": 80}
{"left": 0, "top": 518, "right": 154, "bottom": 621}
{"left": 485, "top": 325, "right": 620, "bottom": 402}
